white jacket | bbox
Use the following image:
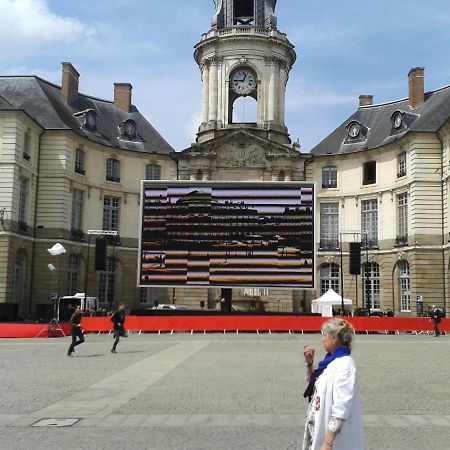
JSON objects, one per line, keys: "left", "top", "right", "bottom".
{"left": 311, "top": 355, "right": 364, "bottom": 450}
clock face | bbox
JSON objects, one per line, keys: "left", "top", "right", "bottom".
{"left": 393, "top": 112, "right": 403, "bottom": 129}
{"left": 231, "top": 68, "right": 257, "bottom": 95}
{"left": 348, "top": 123, "right": 360, "bottom": 138}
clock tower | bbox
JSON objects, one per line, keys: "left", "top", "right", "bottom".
{"left": 195, "top": 0, "right": 296, "bottom": 145}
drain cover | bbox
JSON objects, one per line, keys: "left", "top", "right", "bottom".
{"left": 33, "top": 418, "right": 80, "bottom": 427}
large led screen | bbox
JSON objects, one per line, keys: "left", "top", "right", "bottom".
{"left": 139, "top": 181, "right": 315, "bottom": 289}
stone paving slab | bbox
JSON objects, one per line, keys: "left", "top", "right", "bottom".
{"left": 0, "top": 333, "right": 449, "bottom": 449}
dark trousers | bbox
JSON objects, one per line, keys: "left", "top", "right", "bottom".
{"left": 68, "top": 328, "right": 85, "bottom": 354}
{"left": 112, "top": 331, "right": 120, "bottom": 351}
{"left": 433, "top": 320, "right": 440, "bottom": 336}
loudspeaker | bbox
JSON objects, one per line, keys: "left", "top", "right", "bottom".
{"left": 349, "top": 242, "right": 361, "bottom": 275}
{"left": 95, "top": 238, "right": 107, "bottom": 271}
{"left": 200, "top": 300, "right": 205, "bottom": 309}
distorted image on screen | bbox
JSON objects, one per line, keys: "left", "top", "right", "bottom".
{"left": 139, "top": 181, "right": 315, "bottom": 289}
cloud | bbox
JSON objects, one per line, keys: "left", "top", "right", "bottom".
{"left": 0, "top": 0, "right": 93, "bottom": 60}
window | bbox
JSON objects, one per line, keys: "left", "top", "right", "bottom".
{"left": 75, "top": 148, "right": 85, "bottom": 175}
{"left": 363, "top": 161, "right": 376, "bottom": 185}
{"left": 103, "top": 196, "right": 120, "bottom": 231}
{"left": 71, "top": 189, "right": 84, "bottom": 235}
{"left": 18, "top": 177, "right": 28, "bottom": 229}
{"left": 98, "top": 257, "right": 116, "bottom": 305}
{"left": 363, "top": 262, "right": 380, "bottom": 310}
{"left": 361, "top": 199, "right": 378, "bottom": 248}
{"left": 140, "top": 287, "right": 158, "bottom": 305}
{"left": 106, "top": 158, "right": 120, "bottom": 182}
{"left": 396, "top": 193, "right": 408, "bottom": 246}
{"left": 67, "top": 254, "right": 81, "bottom": 295}
{"left": 121, "top": 120, "right": 137, "bottom": 140}
{"left": 23, "top": 130, "right": 31, "bottom": 161}
{"left": 11, "top": 250, "right": 25, "bottom": 304}
{"left": 397, "top": 152, "right": 406, "bottom": 178}
{"left": 320, "top": 263, "right": 340, "bottom": 295}
{"left": 146, "top": 164, "right": 161, "bottom": 180}
{"left": 320, "top": 203, "right": 339, "bottom": 250}
{"left": 322, "top": 166, "right": 337, "bottom": 189}
{"left": 234, "top": 0, "right": 254, "bottom": 25}
{"left": 398, "top": 261, "right": 410, "bottom": 311}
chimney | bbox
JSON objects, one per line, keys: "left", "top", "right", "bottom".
{"left": 359, "top": 95, "right": 373, "bottom": 107}
{"left": 61, "top": 62, "right": 79, "bottom": 103}
{"left": 408, "top": 67, "right": 425, "bottom": 108}
{"left": 114, "top": 83, "right": 133, "bottom": 112}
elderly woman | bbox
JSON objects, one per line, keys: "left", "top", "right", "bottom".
{"left": 302, "top": 318, "right": 364, "bottom": 450}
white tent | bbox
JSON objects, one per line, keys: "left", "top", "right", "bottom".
{"left": 311, "top": 289, "right": 353, "bottom": 317}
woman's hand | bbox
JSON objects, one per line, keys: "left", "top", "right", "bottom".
{"left": 320, "top": 444, "right": 332, "bottom": 450}
{"left": 303, "top": 345, "right": 315, "bottom": 365}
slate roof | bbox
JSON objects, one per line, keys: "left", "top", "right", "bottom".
{"left": 310, "top": 84, "right": 450, "bottom": 156}
{"left": 0, "top": 76, "right": 174, "bottom": 155}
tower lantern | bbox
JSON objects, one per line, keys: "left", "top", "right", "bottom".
{"left": 195, "top": 0, "right": 296, "bottom": 145}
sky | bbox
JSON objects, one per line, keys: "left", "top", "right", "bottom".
{"left": 2, "top": 0, "right": 450, "bottom": 153}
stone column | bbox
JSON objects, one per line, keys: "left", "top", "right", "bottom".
{"left": 278, "top": 63, "right": 288, "bottom": 125}
{"left": 208, "top": 57, "right": 219, "bottom": 123}
{"left": 267, "top": 57, "right": 279, "bottom": 122}
{"left": 201, "top": 60, "right": 210, "bottom": 124}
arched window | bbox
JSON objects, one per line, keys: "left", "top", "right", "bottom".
{"left": 320, "top": 263, "right": 340, "bottom": 295}
{"left": 234, "top": 0, "right": 254, "bottom": 25}
{"left": 231, "top": 96, "right": 257, "bottom": 123}
{"left": 146, "top": 164, "right": 161, "bottom": 180}
{"left": 98, "top": 257, "right": 117, "bottom": 305}
{"left": 12, "top": 249, "right": 26, "bottom": 304}
{"left": 363, "top": 262, "right": 380, "bottom": 309}
{"left": 67, "top": 254, "right": 82, "bottom": 295}
{"left": 398, "top": 261, "right": 410, "bottom": 311}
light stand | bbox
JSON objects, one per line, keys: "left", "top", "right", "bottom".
{"left": 35, "top": 243, "right": 67, "bottom": 337}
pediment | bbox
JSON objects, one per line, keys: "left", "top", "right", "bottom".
{"left": 180, "top": 130, "right": 300, "bottom": 169}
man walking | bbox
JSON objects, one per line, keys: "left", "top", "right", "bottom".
{"left": 67, "top": 306, "right": 84, "bottom": 356}
{"left": 430, "top": 304, "right": 442, "bottom": 337}
{"left": 111, "top": 304, "right": 127, "bottom": 353}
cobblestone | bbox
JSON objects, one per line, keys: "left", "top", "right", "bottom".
{"left": 0, "top": 333, "right": 449, "bottom": 449}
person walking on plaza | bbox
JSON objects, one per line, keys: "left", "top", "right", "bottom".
{"left": 111, "top": 304, "right": 127, "bottom": 353}
{"left": 430, "top": 304, "right": 442, "bottom": 337}
{"left": 302, "top": 318, "right": 364, "bottom": 450}
{"left": 67, "top": 306, "right": 84, "bottom": 356}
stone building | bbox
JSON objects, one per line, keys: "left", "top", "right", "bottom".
{"left": 312, "top": 67, "right": 449, "bottom": 316}
{"left": 1, "top": 0, "right": 449, "bottom": 319}
{"left": 0, "top": 63, "right": 175, "bottom": 320}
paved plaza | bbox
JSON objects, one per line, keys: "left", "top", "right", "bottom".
{"left": 0, "top": 332, "right": 449, "bottom": 450}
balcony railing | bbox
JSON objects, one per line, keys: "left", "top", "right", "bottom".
{"left": 319, "top": 239, "right": 340, "bottom": 250}
{"left": 106, "top": 176, "right": 120, "bottom": 183}
{"left": 395, "top": 234, "right": 408, "bottom": 246}
{"left": 70, "top": 229, "right": 84, "bottom": 241}
{"left": 361, "top": 238, "right": 378, "bottom": 249}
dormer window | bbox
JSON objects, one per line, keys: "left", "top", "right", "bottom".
{"left": 392, "top": 111, "right": 403, "bottom": 129}
{"left": 121, "top": 119, "right": 137, "bottom": 140}
{"left": 344, "top": 121, "right": 368, "bottom": 144}
{"left": 348, "top": 122, "right": 360, "bottom": 138}
{"left": 74, "top": 109, "right": 98, "bottom": 132}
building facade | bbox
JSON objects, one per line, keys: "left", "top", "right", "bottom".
{"left": 0, "top": 63, "right": 176, "bottom": 320}
{"left": 1, "top": 1, "right": 449, "bottom": 319}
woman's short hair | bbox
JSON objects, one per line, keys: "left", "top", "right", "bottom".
{"left": 321, "top": 318, "right": 354, "bottom": 348}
